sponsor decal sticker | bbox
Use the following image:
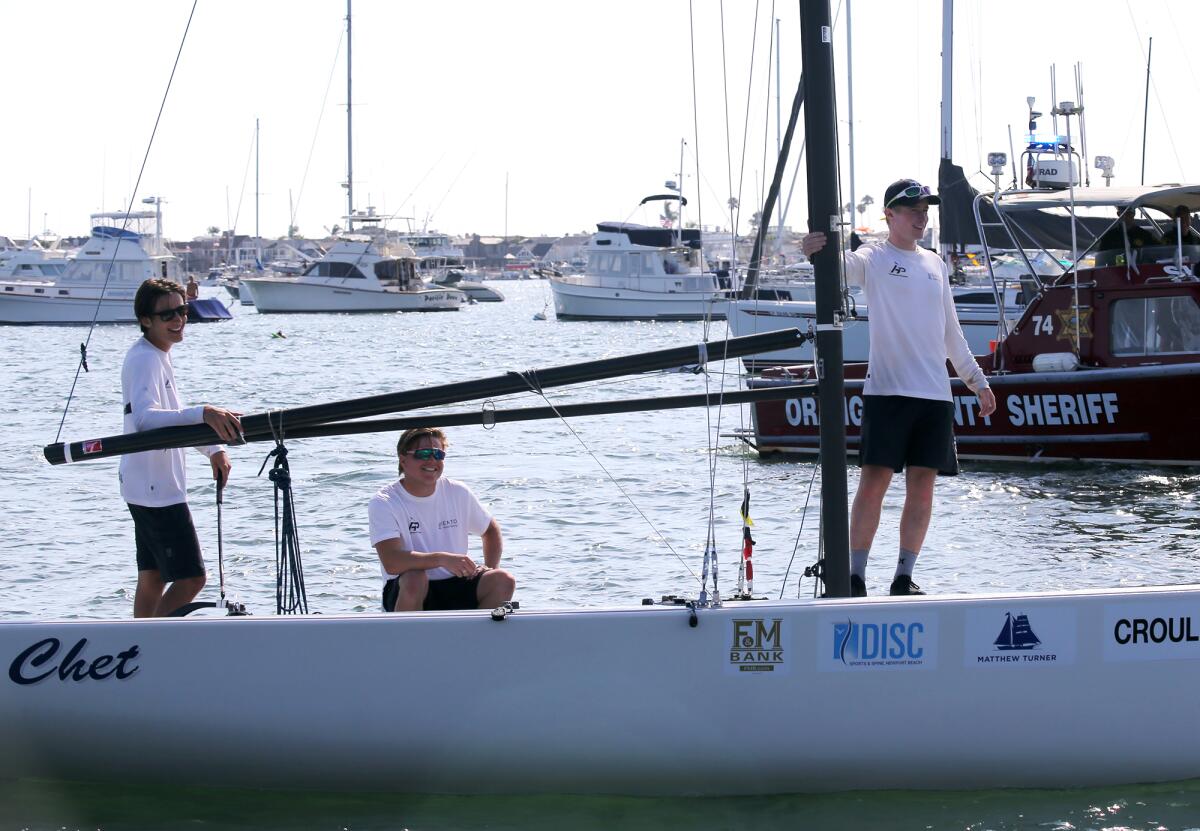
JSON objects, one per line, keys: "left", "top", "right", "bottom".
{"left": 1105, "top": 601, "right": 1200, "bottom": 662}
{"left": 82, "top": 439, "right": 103, "bottom": 454}
{"left": 727, "top": 618, "right": 787, "bottom": 675}
{"left": 964, "top": 607, "right": 1076, "bottom": 667}
{"left": 818, "top": 613, "right": 937, "bottom": 672}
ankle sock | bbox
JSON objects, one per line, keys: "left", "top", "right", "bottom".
{"left": 851, "top": 549, "right": 869, "bottom": 580}
{"left": 895, "top": 547, "right": 919, "bottom": 579}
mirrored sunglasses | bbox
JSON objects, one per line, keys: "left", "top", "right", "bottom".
{"left": 407, "top": 448, "right": 446, "bottom": 461}
{"left": 154, "top": 304, "right": 189, "bottom": 322}
{"left": 886, "top": 184, "right": 931, "bottom": 207}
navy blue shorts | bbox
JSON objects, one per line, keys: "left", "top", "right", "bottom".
{"left": 860, "top": 395, "right": 958, "bottom": 475}
{"left": 127, "top": 502, "right": 206, "bottom": 581}
{"left": 383, "top": 573, "right": 482, "bottom": 612}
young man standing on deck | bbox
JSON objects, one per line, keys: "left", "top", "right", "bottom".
{"left": 121, "top": 279, "right": 243, "bottom": 617}
{"left": 370, "top": 427, "right": 515, "bottom": 611}
{"left": 802, "top": 179, "right": 997, "bottom": 596}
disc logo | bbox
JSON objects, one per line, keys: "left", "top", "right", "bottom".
{"left": 729, "top": 618, "right": 784, "bottom": 673}
{"left": 831, "top": 619, "right": 928, "bottom": 668}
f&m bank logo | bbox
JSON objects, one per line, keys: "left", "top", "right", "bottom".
{"left": 819, "top": 615, "right": 937, "bottom": 672}
{"left": 727, "top": 618, "right": 788, "bottom": 676}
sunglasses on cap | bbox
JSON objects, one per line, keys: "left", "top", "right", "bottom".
{"left": 153, "top": 304, "right": 189, "bottom": 322}
{"left": 405, "top": 448, "right": 446, "bottom": 461}
{"left": 886, "top": 184, "right": 932, "bottom": 208}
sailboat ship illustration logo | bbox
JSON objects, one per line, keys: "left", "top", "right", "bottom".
{"left": 994, "top": 612, "right": 1041, "bottom": 651}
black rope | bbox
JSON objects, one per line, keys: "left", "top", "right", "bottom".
{"left": 257, "top": 411, "right": 308, "bottom": 615}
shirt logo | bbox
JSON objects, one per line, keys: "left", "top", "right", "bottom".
{"left": 408, "top": 520, "right": 420, "bottom": 533}
{"left": 889, "top": 263, "right": 907, "bottom": 276}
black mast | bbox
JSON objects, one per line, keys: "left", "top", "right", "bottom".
{"left": 739, "top": 76, "right": 805, "bottom": 299}
{"left": 800, "top": 0, "right": 850, "bottom": 598}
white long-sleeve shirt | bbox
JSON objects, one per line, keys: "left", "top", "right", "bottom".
{"left": 119, "top": 337, "right": 221, "bottom": 507}
{"left": 843, "top": 241, "right": 989, "bottom": 401}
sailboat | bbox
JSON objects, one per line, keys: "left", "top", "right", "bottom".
{"left": 241, "top": 4, "right": 462, "bottom": 315}
{"left": 4, "top": 1, "right": 1200, "bottom": 796}
{"left": 994, "top": 612, "right": 1042, "bottom": 651}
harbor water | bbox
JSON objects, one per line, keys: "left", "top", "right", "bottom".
{"left": 3, "top": 281, "right": 1200, "bottom": 829}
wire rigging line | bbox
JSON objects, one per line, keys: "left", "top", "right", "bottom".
{"left": 228, "top": 122, "right": 259, "bottom": 239}
{"left": 517, "top": 373, "right": 698, "bottom": 583}
{"left": 291, "top": 26, "right": 345, "bottom": 233}
{"left": 731, "top": 0, "right": 762, "bottom": 249}
{"left": 779, "top": 461, "right": 821, "bottom": 598}
{"left": 53, "top": 0, "right": 199, "bottom": 445}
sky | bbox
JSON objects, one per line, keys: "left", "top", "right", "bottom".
{"left": 2, "top": 0, "right": 1198, "bottom": 244}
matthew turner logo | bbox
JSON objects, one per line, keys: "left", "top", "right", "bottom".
{"left": 964, "top": 607, "right": 1075, "bottom": 668}
{"left": 728, "top": 618, "right": 785, "bottom": 674}
{"left": 977, "top": 612, "right": 1058, "bottom": 664}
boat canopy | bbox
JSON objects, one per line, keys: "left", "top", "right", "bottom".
{"left": 639, "top": 194, "right": 688, "bottom": 206}
{"left": 91, "top": 226, "right": 141, "bottom": 241}
{"left": 595, "top": 222, "right": 702, "bottom": 249}
{"left": 939, "top": 158, "right": 1112, "bottom": 249}
{"left": 991, "top": 184, "right": 1200, "bottom": 213}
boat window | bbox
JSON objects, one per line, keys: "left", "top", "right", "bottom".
{"left": 611, "top": 254, "right": 623, "bottom": 274}
{"left": 1111, "top": 296, "right": 1200, "bottom": 355}
{"left": 954, "top": 291, "right": 995, "bottom": 305}
{"left": 311, "top": 261, "right": 364, "bottom": 279}
{"left": 628, "top": 253, "right": 642, "bottom": 275}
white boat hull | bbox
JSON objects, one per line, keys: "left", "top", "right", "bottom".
{"left": 242, "top": 278, "right": 462, "bottom": 313}
{"left": 0, "top": 285, "right": 137, "bottom": 324}
{"left": 3, "top": 585, "right": 1198, "bottom": 794}
{"left": 726, "top": 299, "right": 1018, "bottom": 366}
{"left": 551, "top": 278, "right": 727, "bottom": 321}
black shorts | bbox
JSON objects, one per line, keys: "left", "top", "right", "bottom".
{"left": 382, "top": 573, "right": 482, "bottom": 612}
{"left": 127, "top": 503, "right": 206, "bottom": 581}
{"left": 860, "top": 395, "right": 958, "bottom": 476}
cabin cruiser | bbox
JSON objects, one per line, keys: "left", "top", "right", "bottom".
{"left": 241, "top": 237, "right": 465, "bottom": 313}
{"left": 550, "top": 210, "right": 731, "bottom": 321}
{"left": 0, "top": 210, "right": 229, "bottom": 325}
{"left": 0, "top": 244, "right": 71, "bottom": 282}
{"left": 432, "top": 266, "right": 505, "bottom": 302}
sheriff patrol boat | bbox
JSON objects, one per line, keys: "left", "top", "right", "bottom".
{"left": 750, "top": 183, "right": 1200, "bottom": 465}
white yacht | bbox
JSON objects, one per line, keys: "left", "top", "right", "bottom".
{"left": 241, "top": 238, "right": 464, "bottom": 313}
{"left": 0, "top": 209, "right": 187, "bottom": 325}
{"left": 0, "top": 244, "right": 71, "bottom": 282}
{"left": 549, "top": 220, "right": 731, "bottom": 321}
{"left": 726, "top": 283, "right": 1026, "bottom": 370}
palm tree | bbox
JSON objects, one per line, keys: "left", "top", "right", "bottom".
{"left": 856, "top": 195, "right": 874, "bottom": 227}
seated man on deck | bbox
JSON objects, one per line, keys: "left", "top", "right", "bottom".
{"left": 1162, "top": 204, "right": 1200, "bottom": 248}
{"left": 368, "top": 427, "right": 515, "bottom": 611}
{"left": 1095, "top": 207, "right": 1162, "bottom": 264}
